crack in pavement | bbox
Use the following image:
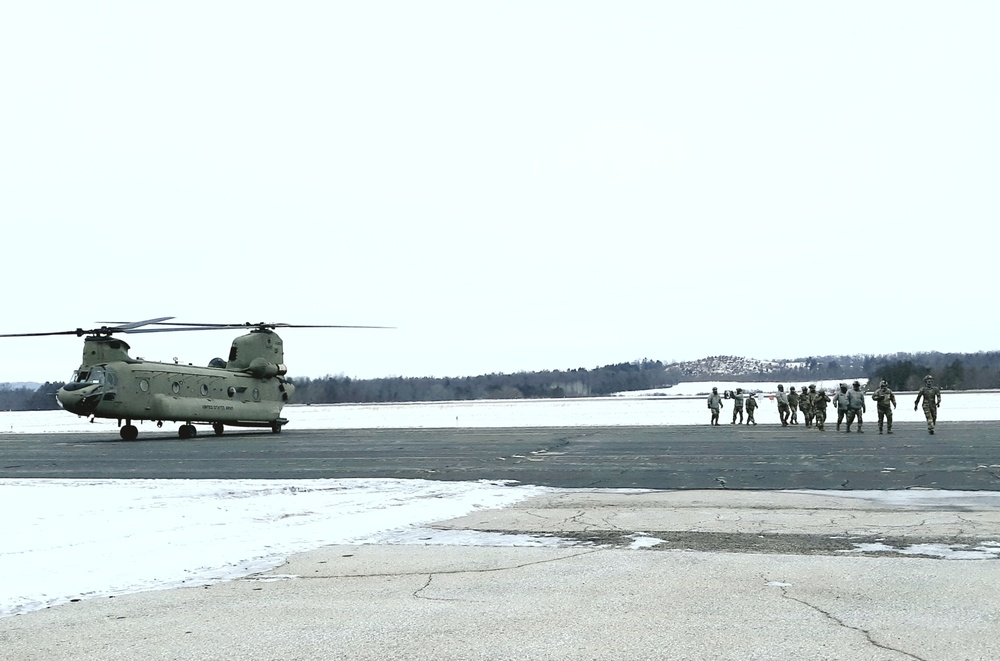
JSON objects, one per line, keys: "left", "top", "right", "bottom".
{"left": 263, "top": 549, "right": 603, "bottom": 586}
{"left": 410, "top": 549, "right": 603, "bottom": 602}
{"left": 769, "top": 580, "right": 930, "bottom": 661}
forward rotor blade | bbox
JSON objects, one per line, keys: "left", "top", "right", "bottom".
{"left": 0, "top": 329, "right": 89, "bottom": 338}
{"left": 98, "top": 321, "right": 395, "bottom": 330}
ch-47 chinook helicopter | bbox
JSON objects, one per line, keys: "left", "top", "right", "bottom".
{"left": 1, "top": 317, "right": 384, "bottom": 440}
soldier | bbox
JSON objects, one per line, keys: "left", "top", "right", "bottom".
{"left": 775, "top": 384, "right": 790, "bottom": 427}
{"left": 832, "top": 383, "right": 850, "bottom": 431}
{"left": 731, "top": 388, "right": 745, "bottom": 424}
{"left": 872, "top": 380, "right": 897, "bottom": 434}
{"left": 845, "top": 380, "right": 867, "bottom": 433}
{"left": 787, "top": 386, "right": 800, "bottom": 424}
{"left": 745, "top": 393, "right": 758, "bottom": 425}
{"left": 707, "top": 387, "right": 724, "bottom": 426}
{"left": 914, "top": 374, "right": 942, "bottom": 434}
{"left": 812, "top": 386, "right": 831, "bottom": 431}
{"left": 800, "top": 385, "right": 815, "bottom": 428}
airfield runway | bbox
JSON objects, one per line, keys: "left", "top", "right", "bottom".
{"left": 1, "top": 421, "right": 999, "bottom": 490}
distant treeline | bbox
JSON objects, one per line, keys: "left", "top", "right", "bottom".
{"left": 3, "top": 352, "right": 999, "bottom": 411}
{"left": 867, "top": 352, "right": 1000, "bottom": 391}
{"left": 0, "top": 382, "right": 64, "bottom": 411}
{"left": 290, "top": 359, "right": 671, "bottom": 404}
{"left": 288, "top": 351, "right": 1000, "bottom": 404}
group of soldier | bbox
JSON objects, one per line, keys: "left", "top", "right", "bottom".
{"left": 706, "top": 375, "right": 943, "bottom": 434}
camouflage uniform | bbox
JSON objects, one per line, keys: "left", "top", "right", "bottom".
{"left": 775, "top": 385, "right": 790, "bottom": 427}
{"left": 787, "top": 388, "right": 800, "bottom": 424}
{"left": 745, "top": 394, "right": 758, "bottom": 425}
{"left": 707, "top": 388, "right": 724, "bottom": 426}
{"left": 872, "top": 381, "right": 897, "bottom": 434}
{"left": 832, "top": 384, "right": 850, "bottom": 431}
{"left": 731, "top": 388, "right": 745, "bottom": 424}
{"left": 800, "top": 385, "right": 815, "bottom": 428}
{"left": 845, "top": 381, "right": 867, "bottom": 433}
{"left": 914, "top": 375, "right": 941, "bottom": 434}
{"left": 812, "top": 388, "right": 831, "bottom": 431}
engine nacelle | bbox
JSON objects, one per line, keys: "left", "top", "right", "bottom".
{"left": 248, "top": 357, "right": 286, "bottom": 379}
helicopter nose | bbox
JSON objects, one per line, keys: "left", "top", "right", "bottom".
{"left": 56, "top": 383, "right": 104, "bottom": 416}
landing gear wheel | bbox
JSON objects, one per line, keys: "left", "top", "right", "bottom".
{"left": 212, "top": 422, "right": 224, "bottom": 436}
{"left": 178, "top": 424, "right": 198, "bottom": 439}
{"left": 271, "top": 423, "right": 282, "bottom": 434}
{"left": 120, "top": 425, "right": 139, "bottom": 441}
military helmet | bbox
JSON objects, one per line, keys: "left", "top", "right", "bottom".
{"left": 789, "top": 386, "right": 796, "bottom": 391}
{"left": 712, "top": 387, "right": 718, "bottom": 392}
{"left": 925, "top": 374, "right": 933, "bottom": 382}
{"left": 852, "top": 380, "right": 860, "bottom": 387}
{"left": 880, "top": 380, "right": 887, "bottom": 387}
{"left": 809, "top": 384, "right": 816, "bottom": 390}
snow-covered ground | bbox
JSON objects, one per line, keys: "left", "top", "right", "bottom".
{"left": 2, "top": 384, "right": 998, "bottom": 618}
{"left": 0, "top": 478, "right": 555, "bottom": 617}
{"left": 3, "top": 382, "right": 998, "bottom": 433}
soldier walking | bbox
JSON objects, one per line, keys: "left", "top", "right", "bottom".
{"left": 745, "top": 393, "right": 758, "bottom": 425}
{"left": 845, "top": 380, "right": 867, "bottom": 433}
{"left": 776, "top": 385, "right": 790, "bottom": 427}
{"left": 787, "top": 387, "right": 800, "bottom": 424}
{"left": 707, "top": 387, "right": 724, "bottom": 426}
{"left": 832, "top": 383, "right": 850, "bottom": 431}
{"left": 914, "top": 375, "right": 942, "bottom": 434}
{"left": 873, "top": 380, "right": 897, "bottom": 434}
{"left": 731, "top": 388, "right": 745, "bottom": 424}
{"left": 812, "top": 386, "right": 831, "bottom": 431}
{"left": 801, "top": 385, "right": 816, "bottom": 428}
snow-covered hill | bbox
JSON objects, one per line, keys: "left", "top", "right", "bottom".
{"left": 669, "top": 355, "right": 797, "bottom": 377}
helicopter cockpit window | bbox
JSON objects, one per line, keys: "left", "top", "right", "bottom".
{"left": 73, "top": 367, "right": 105, "bottom": 385}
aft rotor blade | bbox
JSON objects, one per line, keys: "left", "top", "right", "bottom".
{"left": 112, "top": 316, "right": 176, "bottom": 330}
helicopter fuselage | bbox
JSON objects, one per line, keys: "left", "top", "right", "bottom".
{"left": 55, "top": 330, "right": 295, "bottom": 439}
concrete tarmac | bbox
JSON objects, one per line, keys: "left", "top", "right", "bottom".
{"left": 3, "top": 488, "right": 1000, "bottom": 660}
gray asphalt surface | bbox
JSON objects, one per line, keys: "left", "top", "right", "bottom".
{"left": 2, "top": 421, "right": 999, "bottom": 489}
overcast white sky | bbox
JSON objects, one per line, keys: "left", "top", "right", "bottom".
{"left": 2, "top": 2, "right": 998, "bottom": 383}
